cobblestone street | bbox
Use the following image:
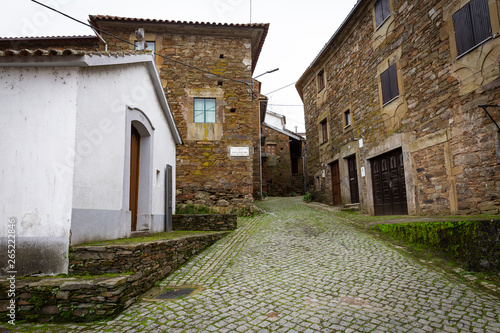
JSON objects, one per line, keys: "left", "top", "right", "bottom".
{"left": 3, "top": 197, "right": 500, "bottom": 332}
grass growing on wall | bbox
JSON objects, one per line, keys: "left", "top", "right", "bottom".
{"left": 373, "top": 220, "right": 500, "bottom": 274}
{"left": 175, "top": 203, "right": 253, "bottom": 216}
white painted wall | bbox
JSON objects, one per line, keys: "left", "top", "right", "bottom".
{"left": 0, "top": 55, "right": 179, "bottom": 274}
{"left": 266, "top": 111, "right": 286, "bottom": 130}
{"left": 0, "top": 67, "right": 78, "bottom": 275}
{"left": 71, "top": 62, "right": 177, "bottom": 243}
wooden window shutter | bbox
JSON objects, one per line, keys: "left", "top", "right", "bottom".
{"left": 375, "top": 0, "right": 384, "bottom": 27}
{"left": 388, "top": 64, "right": 399, "bottom": 101}
{"left": 453, "top": 0, "right": 492, "bottom": 57}
{"left": 381, "top": 64, "right": 399, "bottom": 105}
{"left": 453, "top": 4, "right": 475, "bottom": 56}
{"left": 375, "top": 0, "right": 390, "bottom": 27}
{"left": 470, "top": 0, "right": 492, "bottom": 45}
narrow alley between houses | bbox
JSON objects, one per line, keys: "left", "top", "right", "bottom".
{"left": 4, "top": 197, "right": 500, "bottom": 332}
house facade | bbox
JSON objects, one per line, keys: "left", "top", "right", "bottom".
{"left": 0, "top": 50, "right": 181, "bottom": 276}
{"left": 297, "top": 0, "right": 500, "bottom": 215}
{"left": 88, "top": 16, "right": 269, "bottom": 213}
{"left": 261, "top": 111, "right": 306, "bottom": 196}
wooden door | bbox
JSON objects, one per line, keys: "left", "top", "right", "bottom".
{"left": 129, "top": 126, "right": 141, "bottom": 231}
{"left": 347, "top": 156, "right": 359, "bottom": 204}
{"left": 371, "top": 148, "right": 408, "bottom": 216}
{"left": 330, "top": 161, "right": 341, "bottom": 206}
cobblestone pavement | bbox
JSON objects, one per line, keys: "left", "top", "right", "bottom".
{"left": 3, "top": 197, "right": 500, "bottom": 332}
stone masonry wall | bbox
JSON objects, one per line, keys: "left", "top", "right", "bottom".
{"left": 0, "top": 232, "right": 228, "bottom": 322}
{"left": 298, "top": 0, "right": 500, "bottom": 215}
{"left": 172, "top": 214, "right": 237, "bottom": 231}
{"left": 262, "top": 126, "right": 304, "bottom": 196}
{"left": 102, "top": 29, "right": 260, "bottom": 213}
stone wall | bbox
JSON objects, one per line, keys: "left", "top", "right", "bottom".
{"left": 172, "top": 214, "right": 237, "bottom": 231}
{"left": 297, "top": 0, "right": 500, "bottom": 215}
{"left": 262, "top": 125, "right": 305, "bottom": 196}
{"left": 375, "top": 219, "right": 500, "bottom": 273}
{"left": 99, "top": 27, "right": 262, "bottom": 213}
{"left": 69, "top": 233, "right": 227, "bottom": 276}
{"left": 0, "top": 232, "right": 228, "bottom": 322}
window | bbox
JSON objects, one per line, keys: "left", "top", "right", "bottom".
{"left": 267, "top": 144, "right": 277, "bottom": 156}
{"left": 344, "top": 109, "right": 351, "bottom": 127}
{"left": 453, "top": 0, "right": 492, "bottom": 57}
{"left": 320, "top": 119, "right": 328, "bottom": 144}
{"left": 194, "top": 98, "right": 216, "bottom": 123}
{"left": 134, "top": 41, "right": 155, "bottom": 53}
{"left": 375, "top": 0, "right": 390, "bottom": 28}
{"left": 380, "top": 64, "right": 399, "bottom": 105}
{"left": 317, "top": 70, "right": 325, "bottom": 92}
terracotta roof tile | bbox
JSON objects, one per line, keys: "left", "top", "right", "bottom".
{"left": 0, "top": 48, "right": 151, "bottom": 57}
{"left": 0, "top": 35, "right": 97, "bottom": 41}
{"left": 89, "top": 15, "right": 268, "bottom": 29}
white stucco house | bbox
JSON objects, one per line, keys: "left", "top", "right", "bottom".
{"left": 0, "top": 49, "right": 182, "bottom": 276}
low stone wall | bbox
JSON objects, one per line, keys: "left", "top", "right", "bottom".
{"left": 0, "top": 232, "right": 228, "bottom": 322}
{"left": 374, "top": 220, "right": 500, "bottom": 273}
{"left": 172, "top": 214, "right": 237, "bottom": 231}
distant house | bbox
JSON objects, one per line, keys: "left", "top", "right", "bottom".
{"left": 0, "top": 50, "right": 182, "bottom": 276}
{"left": 296, "top": 0, "right": 500, "bottom": 215}
{"left": 261, "top": 111, "right": 306, "bottom": 196}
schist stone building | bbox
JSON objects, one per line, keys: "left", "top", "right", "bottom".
{"left": 261, "top": 111, "right": 306, "bottom": 196}
{"left": 297, "top": 0, "right": 500, "bottom": 215}
{"left": 89, "top": 16, "right": 269, "bottom": 213}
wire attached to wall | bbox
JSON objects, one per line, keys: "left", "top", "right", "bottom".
{"left": 30, "top": 0, "right": 257, "bottom": 96}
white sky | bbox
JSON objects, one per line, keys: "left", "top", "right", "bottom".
{"left": 1, "top": 0, "right": 359, "bottom": 132}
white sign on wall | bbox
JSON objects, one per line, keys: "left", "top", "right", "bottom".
{"left": 230, "top": 147, "right": 250, "bottom": 157}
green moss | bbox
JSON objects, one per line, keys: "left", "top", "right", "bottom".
{"left": 76, "top": 230, "right": 216, "bottom": 246}
{"left": 373, "top": 220, "right": 498, "bottom": 272}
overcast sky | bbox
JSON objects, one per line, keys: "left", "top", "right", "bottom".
{"left": 1, "top": 0, "right": 358, "bottom": 132}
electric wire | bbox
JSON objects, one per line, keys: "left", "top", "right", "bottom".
{"left": 30, "top": 0, "right": 257, "bottom": 96}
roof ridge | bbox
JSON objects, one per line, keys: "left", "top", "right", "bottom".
{"left": 89, "top": 14, "right": 269, "bottom": 27}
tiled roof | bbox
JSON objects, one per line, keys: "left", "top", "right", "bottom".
{"left": 0, "top": 35, "right": 97, "bottom": 41}
{"left": 0, "top": 49, "right": 150, "bottom": 57}
{"left": 89, "top": 15, "right": 268, "bottom": 29}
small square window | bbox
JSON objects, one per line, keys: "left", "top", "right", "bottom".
{"left": 134, "top": 41, "right": 155, "bottom": 53}
{"left": 317, "top": 70, "right": 325, "bottom": 92}
{"left": 374, "top": 0, "right": 391, "bottom": 28}
{"left": 267, "top": 144, "right": 277, "bottom": 155}
{"left": 344, "top": 110, "right": 351, "bottom": 127}
{"left": 453, "top": 0, "right": 492, "bottom": 57}
{"left": 194, "top": 98, "right": 216, "bottom": 123}
{"left": 380, "top": 64, "right": 399, "bottom": 105}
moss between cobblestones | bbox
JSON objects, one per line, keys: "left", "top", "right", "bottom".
{"left": 311, "top": 205, "right": 500, "bottom": 297}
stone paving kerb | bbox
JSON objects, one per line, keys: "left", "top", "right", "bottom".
{"left": 2, "top": 197, "right": 500, "bottom": 332}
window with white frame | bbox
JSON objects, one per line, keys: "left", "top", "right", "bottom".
{"left": 194, "top": 98, "right": 217, "bottom": 123}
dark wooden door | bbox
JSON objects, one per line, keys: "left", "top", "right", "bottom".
{"left": 331, "top": 161, "right": 341, "bottom": 206}
{"left": 371, "top": 148, "right": 408, "bottom": 216}
{"left": 347, "top": 156, "right": 359, "bottom": 204}
{"left": 130, "top": 126, "right": 141, "bottom": 231}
